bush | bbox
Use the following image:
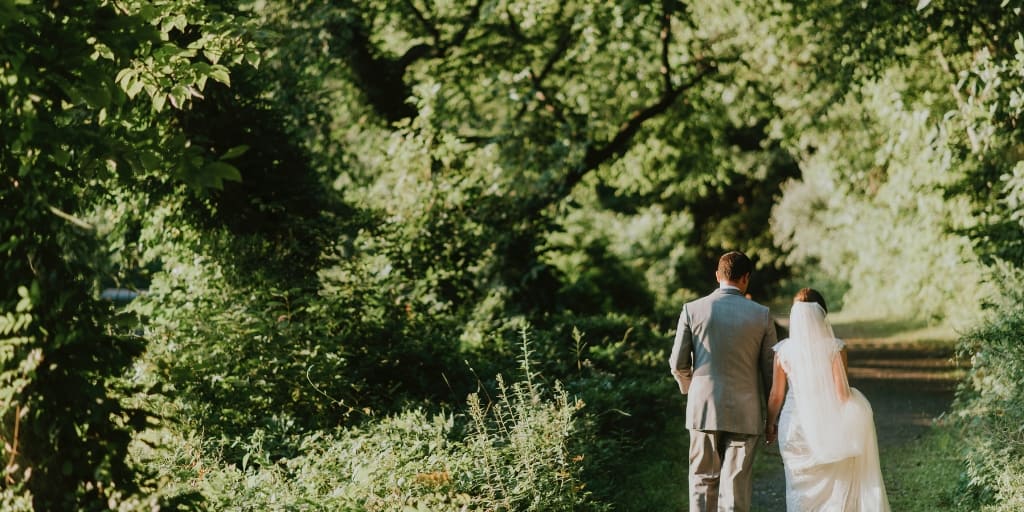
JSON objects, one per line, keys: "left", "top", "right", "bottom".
{"left": 138, "top": 347, "right": 607, "bottom": 511}
{"left": 131, "top": 209, "right": 468, "bottom": 460}
{"left": 953, "top": 299, "right": 1024, "bottom": 510}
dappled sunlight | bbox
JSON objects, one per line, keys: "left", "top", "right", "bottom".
{"left": 5, "top": 0, "right": 1021, "bottom": 509}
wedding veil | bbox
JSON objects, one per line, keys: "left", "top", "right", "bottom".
{"left": 779, "top": 301, "right": 863, "bottom": 464}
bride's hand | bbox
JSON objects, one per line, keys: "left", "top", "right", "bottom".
{"left": 765, "top": 423, "right": 778, "bottom": 444}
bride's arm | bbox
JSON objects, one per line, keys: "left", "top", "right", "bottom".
{"left": 833, "top": 348, "right": 850, "bottom": 403}
{"left": 766, "top": 355, "right": 787, "bottom": 443}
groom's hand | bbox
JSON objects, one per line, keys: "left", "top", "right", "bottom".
{"left": 671, "top": 370, "right": 691, "bottom": 394}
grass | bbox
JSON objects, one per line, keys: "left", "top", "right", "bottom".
{"left": 830, "top": 312, "right": 967, "bottom": 511}
{"left": 828, "top": 312, "right": 958, "bottom": 345}
{"left": 771, "top": 307, "right": 960, "bottom": 347}
{"left": 749, "top": 424, "right": 967, "bottom": 511}
{"left": 605, "top": 400, "right": 689, "bottom": 511}
{"left": 606, "top": 405, "right": 967, "bottom": 512}
{"left": 882, "top": 424, "right": 965, "bottom": 511}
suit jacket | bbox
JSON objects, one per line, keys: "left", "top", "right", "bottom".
{"left": 669, "top": 288, "right": 777, "bottom": 435}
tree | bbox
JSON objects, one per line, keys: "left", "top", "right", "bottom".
{"left": 0, "top": 1, "right": 256, "bottom": 507}
{"left": 311, "top": 1, "right": 800, "bottom": 325}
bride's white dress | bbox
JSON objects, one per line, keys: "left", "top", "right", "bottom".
{"left": 774, "top": 327, "right": 890, "bottom": 511}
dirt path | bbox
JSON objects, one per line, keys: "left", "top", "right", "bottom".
{"left": 750, "top": 339, "right": 960, "bottom": 511}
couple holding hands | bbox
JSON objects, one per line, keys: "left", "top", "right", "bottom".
{"left": 670, "top": 251, "right": 889, "bottom": 511}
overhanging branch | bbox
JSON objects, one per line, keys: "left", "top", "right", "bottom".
{"left": 532, "top": 2, "right": 717, "bottom": 213}
{"left": 449, "top": 0, "right": 484, "bottom": 49}
{"left": 579, "top": 62, "right": 715, "bottom": 177}
{"left": 403, "top": 0, "right": 441, "bottom": 47}
{"left": 333, "top": 1, "right": 485, "bottom": 123}
{"left": 517, "top": 29, "right": 576, "bottom": 123}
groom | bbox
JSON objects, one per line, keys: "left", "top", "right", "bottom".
{"left": 669, "top": 251, "right": 777, "bottom": 511}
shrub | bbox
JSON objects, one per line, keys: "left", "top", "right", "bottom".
{"left": 139, "top": 347, "right": 607, "bottom": 511}
{"left": 954, "top": 299, "right": 1024, "bottom": 510}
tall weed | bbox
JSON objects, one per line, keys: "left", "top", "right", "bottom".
{"left": 139, "top": 334, "right": 606, "bottom": 511}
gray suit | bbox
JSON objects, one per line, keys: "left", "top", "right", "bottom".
{"left": 669, "top": 287, "right": 776, "bottom": 512}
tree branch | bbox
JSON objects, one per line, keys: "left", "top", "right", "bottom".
{"left": 504, "top": 4, "right": 526, "bottom": 43}
{"left": 660, "top": 1, "right": 673, "bottom": 94}
{"left": 449, "top": 0, "right": 484, "bottom": 49}
{"left": 397, "top": 43, "right": 436, "bottom": 69}
{"left": 403, "top": 0, "right": 441, "bottom": 47}
{"left": 332, "top": 3, "right": 485, "bottom": 123}
{"left": 331, "top": 17, "right": 418, "bottom": 122}
{"left": 576, "top": 61, "right": 714, "bottom": 185}
{"left": 403, "top": 0, "right": 483, "bottom": 57}
{"left": 531, "top": 2, "right": 716, "bottom": 212}
{"left": 517, "top": 29, "right": 576, "bottom": 123}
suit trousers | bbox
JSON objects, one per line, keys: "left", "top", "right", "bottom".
{"left": 688, "top": 429, "right": 760, "bottom": 512}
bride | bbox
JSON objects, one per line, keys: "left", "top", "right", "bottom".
{"left": 765, "top": 288, "right": 890, "bottom": 511}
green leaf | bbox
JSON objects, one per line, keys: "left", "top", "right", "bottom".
{"left": 219, "top": 145, "right": 249, "bottom": 160}
{"left": 160, "top": 18, "right": 176, "bottom": 35}
{"left": 193, "top": 61, "right": 212, "bottom": 75}
{"left": 16, "top": 286, "right": 30, "bottom": 311}
{"left": 204, "top": 49, "right": 222, "bottom": 65}
{"left": 245, "top": 51, "right": 261, "bottom": 68}
{"left": 80, "top": 85, "right": 110, "bottom": 109}
{"left": 208, "top": 65, "right": 230, "bottom": 86}
{"left": 138, "top": 3, "right": 157, "bottom": 21}
{"left": 152, "top": 92, "right": 166, "bottom": 112}
{"left": 139, "top": 151, "right": 162, "bottom": 171}
{"left": 91, "top": 42, "right": 114, "bottom": 61}
{"left": 51, "top": 148, "right": 71, "bottom": 166}
{"left": 125, "top": 78, "right": 144, "bottom": 99}
{"left": 203, "top": 161, "right": 242, "bottom": 183}
{"left": 114, "top": 68, "right": 134, "bottom": 88}
{"left": 77, "top": 66, "right": 112, "bottom": 108}
{"left": 169, "top": 84, "right": 190, "bottom": 109}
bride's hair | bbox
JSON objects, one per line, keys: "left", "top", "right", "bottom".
{"left": 794, "top": 287, "right": 828, "bottom": 314}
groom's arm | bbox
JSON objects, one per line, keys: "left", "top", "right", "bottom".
{"left": 669, "top": 304, "right": 694, "bottom": 394}
{"left": 759, "top": 309, "right": 778, "bottom": 399}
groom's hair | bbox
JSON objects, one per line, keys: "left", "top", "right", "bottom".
{"left": 718, "top": 251, "right": 753, "bottom": 281}
{"left": 794, "top": 288, "right": 828, "bottom": 314}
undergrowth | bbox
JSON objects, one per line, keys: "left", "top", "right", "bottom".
{"left": 134, "top": 328, "right": 609, "bottom": 511}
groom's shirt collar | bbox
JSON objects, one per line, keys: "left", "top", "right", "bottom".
{"left": 719, "top": 283, "right": 740, "bottom": 291}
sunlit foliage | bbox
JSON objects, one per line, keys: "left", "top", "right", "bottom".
{"left": 5, "top": 0, "right": 1024, "bottom": 509}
